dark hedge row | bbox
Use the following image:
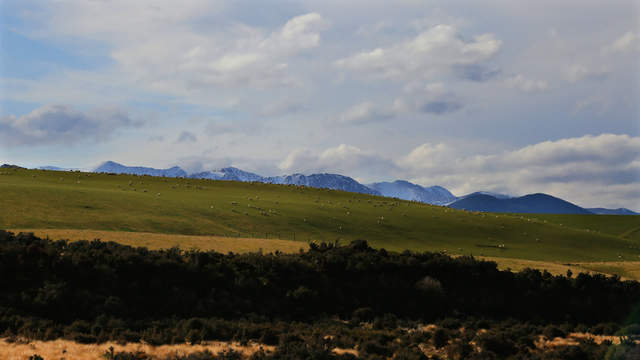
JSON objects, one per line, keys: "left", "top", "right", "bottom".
{"left": 1, "top": 230, "right": 639, "bottom": 325}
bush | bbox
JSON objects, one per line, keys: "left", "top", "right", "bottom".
{"left": 542, "top": 325, "right": 566, "bottom": 340}
{"left": 432, "top": 328, "right": 449, "bottom": 348}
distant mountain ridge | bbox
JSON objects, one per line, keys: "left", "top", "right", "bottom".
{"left": 37, "top": 166, "right": 79, "bottom": 171}
{"left": 460, "top": 191, "right": 512, "bottom": 200}
{"left": 1, "top": 164, "right": 24, "bottom": 169}
{"left": 95, "top": 161, "right": 187, "bottom": 178}
{"left": 83, "top": 161, "right": 637, "bottom": 214}
{"left": 367, "top": 180, "right": 457, "bottom": 205}
{"left": 587, "top": 208, "right": 639, "bottom": 215}
{"left": 95, "top": 161, "right": 378, "bottom": 195}
{"left": 448, "top": 193, "right": 593, "bottom": 214}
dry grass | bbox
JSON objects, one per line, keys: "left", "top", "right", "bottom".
{"left": 480, "top": 256, "right": 640, "bottom": 281}
{"left": 536, "top": 332, "right": 638, "bottom": 348}
{"left": 331, "top": 347, "right": 358, "bottom": 357}
{"left": 9, "top": 229, "right": 306, "bottom": 254}
{"left": 0, "top": 338, "right": 274, "bottom": 360}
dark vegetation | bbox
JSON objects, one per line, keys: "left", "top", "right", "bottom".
{"left": 2, "top": 230, "right": 639, "bottom": 358}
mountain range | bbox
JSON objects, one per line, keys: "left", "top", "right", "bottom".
{"left": 85, "top": 161, "right": 637, "bottom": 215}
{"left": 367, "top": 180, "right": 457, "bottom": 205}
{"left": 448, "top": 193, "right": 594, "bottom": 214}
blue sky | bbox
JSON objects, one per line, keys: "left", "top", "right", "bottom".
{"left": 1, "top": 0, "right": 638, "bottom": 209}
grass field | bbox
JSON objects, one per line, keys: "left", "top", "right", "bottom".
{"left": 1, "top": 168, "right": 639, "bottom": 265}
{"left": 8, "top": 228, "right": 305, "bottom": 253}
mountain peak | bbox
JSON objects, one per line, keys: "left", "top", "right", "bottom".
{"left": 368, "top": 180, "right": 457, "bottom": 205}
{"left": 449, "top": 192, "right": 592, "bottom": 214}
{"left": 94, "top": 161, "right": 187, "bottom": 178}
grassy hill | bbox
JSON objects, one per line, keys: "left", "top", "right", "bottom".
{"left": 1, "top": 167, "right": 639, "bottom": 263}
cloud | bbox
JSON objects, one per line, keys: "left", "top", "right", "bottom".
{"left": 176, "top": 131, "right": 197, "bottom": 143}
{"left": 401, "top": 134, "right": 640, "bottom": 209}
{"left": 394, "top": 82, "right": 464, "bottom": 115}
{"left": 335, "top": 24, "right": 502, "bottom": 82}
{"left": 0, "top": 105, "right": 138, "bottom": 146}
{"left": 504, "top": 74, "right": 549, "bottom": 92}
{"left": 279, "top": 144, "right": 398, "bottom": 179}
{"left": 336, "top": 82, "right": 464, "bottom": 125}
{"left": 453, "top": 64, "right": 501, "bottom": 82}
{"left": 603, "top": 31, "right": 638, "bottom": 54}
{"left": 109, "top": 12, "right": 328, "bottom": 92}
{"left": 565, "top": 64, "right": 609, "bottom": 83}
{"left": 338, "top": 101, "right": 395, "bottom": 124}
{"left": 260, "top": 99, "right": 305, "bottom": 117}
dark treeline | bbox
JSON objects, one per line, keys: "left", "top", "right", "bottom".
{"left": 3, "top": 231, "right": 640, "bottom": 358}
{"left": 1, "top": 230, "right": 639, "bottom": 325}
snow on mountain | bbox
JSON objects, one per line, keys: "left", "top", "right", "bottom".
{"left": 367, "top": 180, "right": 457, "bottom": 205}
{"left": 189, "top": 167, "right": 264, "bottom": 182}
{"left": 586, "top": 208, "right": 639, "bottom": 215}
{"left": 265, "top": 173, "right": 380, "bottom": 195}
{"left": 94, "top": 161, "right": 187, "bottom": 177}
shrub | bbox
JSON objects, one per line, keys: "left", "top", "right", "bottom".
{"left": 432, "top": 328, "right": 449, "bottom": 348}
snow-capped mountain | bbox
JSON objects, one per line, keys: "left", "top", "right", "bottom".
{"left": 266, "top": 173, "right": 380, "bottom": 195}
{"left": 586, "top": 208, "right": 639, "bottom": 215}
{"left": 189, "top": 167, "right": 264, "bottom": 182}
{"left": 34, "top": 160, "right": 637, "bottom": 214}
{"left": 367, "top": 180, "right": 457, "bottom": 205}
{"left": 94, "top": 161, "right": 187, "bottom": 177}
{"left": 92, "top": 161, "right": 378, "bottom": 195}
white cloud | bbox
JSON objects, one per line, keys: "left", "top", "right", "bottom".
{"left": 335, "top": 24, "right": 502, "bottom": 81}
{"left": 338, "top": 101, "right": 395, "bottom": 124}
{"left": 0, "top": 105, "right": 138, "bottom": 146}
{"left": 279, "top": 144, "right": 398, "bottom": 179}
{"left": 603, "top": 31, "right": 639, "bottom": 54}
{"left": 109, "top": 12, "right": 328, "bottom": 92}
{"left": 276, "top": 134, "right": 640, "bottom": 209}
{"left": 504, "top": 74, "right": 549, "bottom": 92}
{"left": 565, "top": 64, "right": 609, "bottom": 83}
{"left": 401, "top": 134, "right": 640, "bottom": 209}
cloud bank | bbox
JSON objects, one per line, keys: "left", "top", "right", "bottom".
{"left": 0, "top": 105, "right": 137, "bottom": 146}
{"left": 280, "top": 134, "right": 639, "bottom": 209}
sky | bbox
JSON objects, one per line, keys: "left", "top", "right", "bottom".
{"left": 0, "top": 0, "right": 639, "bottom": 210}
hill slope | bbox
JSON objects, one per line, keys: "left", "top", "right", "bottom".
{"left": 0, "top": 168, "right": 638, "bottom": 262}
{"left": 449, "top": 193, "right": 593, "bottom": 214}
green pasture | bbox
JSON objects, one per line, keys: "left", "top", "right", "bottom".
{"left": 0, "top": 167, "right": 638, "bottom": 262}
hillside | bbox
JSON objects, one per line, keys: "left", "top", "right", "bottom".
{"left": 0, "top": 167, "right": 638, "bottom": 262}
